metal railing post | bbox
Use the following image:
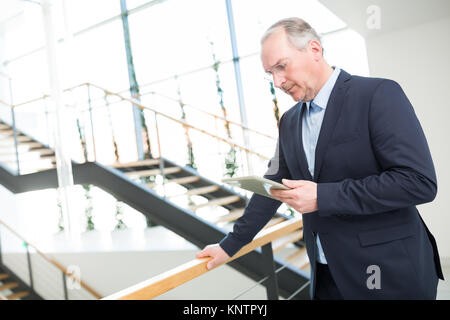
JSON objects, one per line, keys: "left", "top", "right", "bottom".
{"left": 10, "top": 105, "right": 20, "bottom": 175}
{"left": 62, "top": 271, "right": 69, "bottom": 300}
{"left": 87, "top": 84, "right": 97, "bottom": 161}
{"left": 0, "top": 226, "right": 3, "bottom": 266}
{"left": 261, "top": 243, "right": 279, "bottom": 300}
{"left": 43, "top": 96, "right": 52, "bottom": 149}
{"left": 153, "top": 112, "right": 166, "bottom": 197}
{"left": 25, "top": 243, "right": 34, "bottom": 290}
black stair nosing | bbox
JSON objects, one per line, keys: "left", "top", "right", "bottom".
{"left": 0, "top": 264, "right": 43, "bottom": 300}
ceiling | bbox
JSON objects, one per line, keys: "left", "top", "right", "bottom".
{"left": 319, "top": 0, "right": 450, "bottom": 38}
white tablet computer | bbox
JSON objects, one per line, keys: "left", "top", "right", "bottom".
{"left": 222, "top": 175, "right": 291, "bottom": 200}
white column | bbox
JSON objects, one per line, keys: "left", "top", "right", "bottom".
{"left": 41, "top": 0, "right": 80, "bottom": 242}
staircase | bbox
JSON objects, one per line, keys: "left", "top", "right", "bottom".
{"left": 0, "top": 122, "right": 56, "bottom": 174}
{"left": 0, "top": 112, "right": 311, "bottom": 299}
{"left": 0, "top": 265, "right": 42, "bottom": 300}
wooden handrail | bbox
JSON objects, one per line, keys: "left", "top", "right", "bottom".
{"left": 102, "top": 217, "right": 302, "bottom": 300}
{"left": 0, "top": 219, "right": 102, "bottom": 299}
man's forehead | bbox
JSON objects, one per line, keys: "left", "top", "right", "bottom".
{"left": 261, "top": 32, "right": 291, "bottom": 68}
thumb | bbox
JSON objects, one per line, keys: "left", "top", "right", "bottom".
{"left": 207, "top": 258, "right": 215, "bottom": 270}
{"left": 282, "top": 179, "right": 306, "bottom": 188}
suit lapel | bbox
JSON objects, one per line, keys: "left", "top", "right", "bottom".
{"left": 291, "top": 102, "right": 313, "bottom": 180}
{"left": 313, "top": 70, "right": 352, "bottom": 181}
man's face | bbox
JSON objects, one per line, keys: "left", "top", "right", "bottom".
{"left": 261, "top": 29, "right": 319, "bottom": 102}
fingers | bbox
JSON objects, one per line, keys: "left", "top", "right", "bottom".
{"left": 196, "top": 245, "right": 212, "bottom": 258}
{"left": 282, "top": 179, "right": 307, "bottom": 188}
{"left": 196, "top": 244, "right": 230, "bottom": 270}
{"left": 207, "top": 257, "right": 217, "bottom": 270}
{"left": 270, "top": 188, "right": 296, "bottom": 200}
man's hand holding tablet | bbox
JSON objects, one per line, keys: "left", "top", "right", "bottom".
{"left": 222, "top": 176, "right": 318, "bottom": 214}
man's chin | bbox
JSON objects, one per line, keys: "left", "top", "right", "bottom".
{"left": 289, "top": 91, "right": 304, "bottom": 102}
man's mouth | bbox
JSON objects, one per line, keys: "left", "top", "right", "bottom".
{"left": 284, "top": 85, "right": 295, "bottom": 93}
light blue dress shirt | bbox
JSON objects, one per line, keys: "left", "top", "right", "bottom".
{"left": 301, "top": 66, "right": 341, "bottom": 264}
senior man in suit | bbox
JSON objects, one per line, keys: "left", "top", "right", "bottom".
{"left": 196, "top": 17, "right": 444, "bottom": 300}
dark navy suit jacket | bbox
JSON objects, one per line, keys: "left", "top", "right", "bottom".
{"left": 220, "top": 70, "right": 444, "bottom": 299}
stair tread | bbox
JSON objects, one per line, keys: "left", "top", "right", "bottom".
{"left": 125, "top": 166, "right": 182, "bottom": 177}
{"left": 0, "top": 273, "right": 9, "bottom": 281}
{"left": 19, "top": 142, "right": 42, "bottom": 148}
{"left": 147, "top": 175, "right": 201, "bottom": 188}
{"left": 272, "top": 230, "right": 303, "bottom": 252}
{"left": 111, "top": 158, "right": 161, "bottom": 168}
{"left": 0, "top": 136, "right": 31, "bottom": 142}
{"left": 0, "top": 282, "right": 20, "bottom": 291}
{"left": 169, "top": 185, "right": 220, "bottom": 198}
{"left": 212, "top": 208, "right": 245, "bottom": 223}
{"left": 189, "top": 195, "right": 241, "bottom": 210}
{"left": 286, "top": 247, "right": 310, "bottom": 270}
{"left": 6, "top": 291, "right": 30, "bottom": 300}
{"left": 262, "top": 217, "right": 286, "bottom": 230}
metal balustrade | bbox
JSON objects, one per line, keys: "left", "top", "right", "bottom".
{"left": 103, "top": 217, "right": 309, "bottom": 300}
{"left": 0, "top": 219, "right": 101, "bottom": 300}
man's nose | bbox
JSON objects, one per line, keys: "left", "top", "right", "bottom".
{"left": 272, "top": 73, "right": 285, "bottom": 88}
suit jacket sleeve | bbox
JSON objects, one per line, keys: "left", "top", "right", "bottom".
{"left": 219, "top": 116, "right": 292, "bottom": 257}
{"left": 317, "top": 80, "right": 437, "bottom": 217}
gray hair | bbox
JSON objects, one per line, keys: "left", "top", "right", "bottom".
{"left": 261, "top": 17, "right": 322, "bottom": 52}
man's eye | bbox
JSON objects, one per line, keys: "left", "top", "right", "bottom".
{"left": 275, "top": 64, "right": 287, "bottom": 72}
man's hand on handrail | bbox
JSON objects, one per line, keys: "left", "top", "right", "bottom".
{"left": 196, "top": 244, "right": 230, "bottom": 270}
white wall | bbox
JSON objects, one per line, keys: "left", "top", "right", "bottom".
{"left": 365, "top": 17, "right": 450, "bottom": 260}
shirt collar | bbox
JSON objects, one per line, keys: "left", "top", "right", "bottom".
{"left": 301, "top": 66, "right": 341, "bottom": 111}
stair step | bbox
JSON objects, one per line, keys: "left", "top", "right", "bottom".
{"left": 286, "top": 247, "right": 310, "bottom": 270}
{"left": 35, "top": 165, "right": 57, "bottom": 172}
{"left": 169, "top": 185, "right": 220, "bottom": 198}
{"left": 0, "top": 282, "right": 19, "bottom": 291}
{"left": 125, "top": 166, "right": 182, "bottom": 178}
{"left": 272, "top": 230, "right": 303, "bottom": 252}
{"left": 40, "top": 155, "right": 56, "bottom": 161}
{"left": 110, "top": 158, "right": 161, "bottom": 168}
{"left": 212, "top": 208, "right": 245, "bottom": 223}
{"left": 0, "top": 273, "right": 9, "bottom": 281}
{"left": 0, "top": 124, "right": 10, "bottom": 130}
{"left": 6, "top": 291, "right": 30, "bottom": 300}
{"left": 147, "top": 175, "right": 201, "bottom": 188}
{"left": 20, "top": 142, "right": 43, "bottom": 148}
{"left": 1, "top": 147, "right": 55, "bottom": 156}
{"left": 0, "top": 136, "right": 32, "bottom": 143}
{"left": 32, "top": 148, "right": 55, "bottom": 155}
{"left": 262, "top": 217, "right": 286, "bottom": 230}
{"left": 189, "top": 195, "right": 241, "bottom": 211}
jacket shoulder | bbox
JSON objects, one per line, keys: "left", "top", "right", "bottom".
{"left": 349, "top": 74, "right": 401, "bottom": 93}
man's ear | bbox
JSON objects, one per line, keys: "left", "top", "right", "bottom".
{"left": 309, "top": 40, "right": 323, "bottom": 60}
